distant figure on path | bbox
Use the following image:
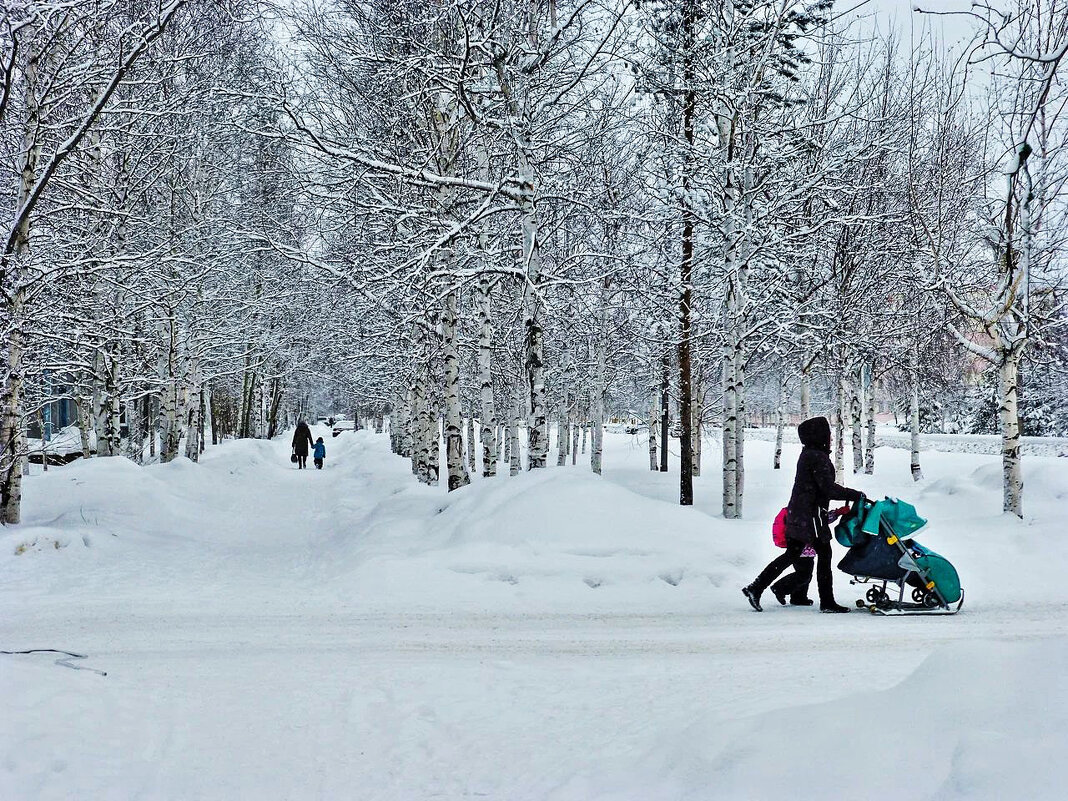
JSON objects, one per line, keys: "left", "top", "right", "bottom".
{"left": 313, "top": 437, "right": 326, "bottom": 470}
{"left": 743, "top": 416, "right": 862, "bottom": 613}
{"left": 292, "top": 421, "right": 314, "bottom": 469}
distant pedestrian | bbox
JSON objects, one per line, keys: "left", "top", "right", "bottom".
{"left": 292, "top": 421, "right": 314, "bottom": 469}
{"left": 743, "top": 416, "right": 862, "bottom": 613}
{"left": 313, "top": 437, "right": 326, "bottom": 470}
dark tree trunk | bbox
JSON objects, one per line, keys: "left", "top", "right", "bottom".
{"left": 678, "top": 4, "right": 696, "bottom": 505}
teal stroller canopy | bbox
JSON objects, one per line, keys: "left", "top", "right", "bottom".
{"left": 836, "top": 497, "right": 962, "bottom": 612}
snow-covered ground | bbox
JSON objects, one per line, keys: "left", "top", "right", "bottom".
{"left": 2, "top": 427, "right": 1066, "bottom": 800}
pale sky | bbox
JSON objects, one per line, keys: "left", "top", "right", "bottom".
{"left": 845, "top": 0, "right": 982, "bottom": 46}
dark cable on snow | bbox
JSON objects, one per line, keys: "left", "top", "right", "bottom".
{"left": 1, "top": 649, "right": 107, "bottom": 677}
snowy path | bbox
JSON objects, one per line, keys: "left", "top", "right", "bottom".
{"left": 3, "top": 428, "right": 1067, "bottom": 799}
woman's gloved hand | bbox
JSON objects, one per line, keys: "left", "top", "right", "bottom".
{"left": 828, "top": 505, "right": 851, "bottom": 522}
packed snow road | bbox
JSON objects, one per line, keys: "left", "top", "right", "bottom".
{"left": 3, "top": 428, "right": 1067, "bottom": 799}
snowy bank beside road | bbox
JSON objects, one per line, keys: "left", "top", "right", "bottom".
{"left": 3, "top": 426, "right": 750, "bottom": 613}
{"left": 556, "top": 637, "right": 1068, "bottom": 801}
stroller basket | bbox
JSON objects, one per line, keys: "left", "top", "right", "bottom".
{"left": 836, "top": 497, "right": 963, "bottom": 615}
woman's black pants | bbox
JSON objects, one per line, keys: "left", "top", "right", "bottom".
{"left": 751, "top": 537, "right": 836, "bottom": 605}
{"left": 771, "top": 556, "right": 813, "bottom": 601}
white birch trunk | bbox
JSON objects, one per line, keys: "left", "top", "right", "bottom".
{"left": 443, "top": 291, "right": 468, "bottom": 491}
{"left": 148, "top": 396, "right": 157, "bottom": 460}
{"left": 865, "top": 366, "right": 876, "bottom": 475}
{"left": 477, "top": 276, "right": 498, "bottom": 477}
{"left": 184, "top": 359, "right": 202, "bottom": 462}
{"left": 851, "top": 371, "right": 863, "bottom": 474}
{"left": 510, "top": 382, "right": 522, "bottom": 476}
{"left": 649, "top": 394, "right": 658, "bottom": 471}
{"left": 92, "top": 350, "right": 107, "bottom": 454}
{"left": 834, "top": 370, "right": 846, "bottom": 476}
{"left": 774, "top": 371, "right": 787, "bottom": 470}
{"left": 735, "top": 354, "right": 745, "bottom": 518}
{"left": 691, "top": 381, "right": 702, "bottom": 478}
{"left": 556, "top": 406, "right": 567, "bottom": 466}
{"left": 466, "top": 414, "right": 476, "bottom": 474}
{"left": 591, "top": 334, "right": 606, "bottom": 475}
{"left": 571, "top": 404, "right": 579, "bottom": 466}
{"left": 503, "top": 417, "right": 511, "bottom": 467}
{"left": 127, "top": 395, "right": 144, "bottom": 463}
{"left": 427, "top": 403, "right": 440, "bottom": 487}
{"left": 104, "top": 351, "right": 121, "bottom": 457}
{"left": 78, "top": 390, "right": 93, "bottom": 459}
{"left": 411, "top": 365, "right": 427, "bottom": 479}
{"left": 910, "top": 347, "right": 923, "bottom": 481}
{"left": 519, "top": 160, "right": 548, "bottom": 469}
{"left": 158, "top": 313, "right": 183, "bottom": 463}
{"left": 1000, "top": 349, "right": 1022, "bottom": 516}
{"left": 0, "top": 301, "right": 25, "bottom": 523}
{"left": 402, "top": 390, "right": 414, "bottom": 458}
{"left": 0, "top": 24, "right": 41, "bottom": 522}
{"left": 721, "top": 350, "right": 739, "bottom": 519}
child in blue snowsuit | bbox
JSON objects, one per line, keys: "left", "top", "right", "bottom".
{"left": 313, "top": 437, "right": 326, "bottom": 470}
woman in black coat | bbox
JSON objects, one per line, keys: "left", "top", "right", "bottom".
{"left": 292, "top": 421, "right": 314, "bottom": 469}
{"left": 743, "top": 416, "right": 861, "bottom": 613}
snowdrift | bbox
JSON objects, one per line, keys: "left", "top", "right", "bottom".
{"left": 552, "top": 637, "right": 1068, "bottom": 801}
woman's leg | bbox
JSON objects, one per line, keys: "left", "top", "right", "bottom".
{"left": 813, "top": 537, "right": 846, "bottom": 609}
{"left": 790, "top": 557, "right": 814, "bottom": 601}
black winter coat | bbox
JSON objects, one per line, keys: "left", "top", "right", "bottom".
{"left": 292, "top": 423, "right": 314, "bottom": 457}
{"left": 785, "top": 417, "right": 862, "bottom": 545}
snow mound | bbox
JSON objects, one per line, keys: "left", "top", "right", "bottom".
{"left": 556, "top": 637, "right": 1068, "bottom": 801}
{"left": 338, "top": 449, "right": 752, "bottom": 610}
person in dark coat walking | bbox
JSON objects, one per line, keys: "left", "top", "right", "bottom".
{"left": 292, "top": 421, "right": 314, "bottom": 469}
{"left": 743, "top": 416, "right": 862, "bottom": 613}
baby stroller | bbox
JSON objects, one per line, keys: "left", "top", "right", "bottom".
{"left": 835, "top": 497, "right": 964, "bottom": 615}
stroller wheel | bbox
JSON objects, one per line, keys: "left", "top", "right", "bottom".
{"left": 923, "top": 591, "right": 941, "bottom": 608}
{"left": 912, "top": 588, "right": 926, "bottom": 603}
{"left": 866, "top": 587, "right": 891, "bottom": 608}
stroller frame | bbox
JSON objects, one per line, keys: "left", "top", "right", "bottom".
{"left": 848, "top": 515, "right": 965, "bottom": 616}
